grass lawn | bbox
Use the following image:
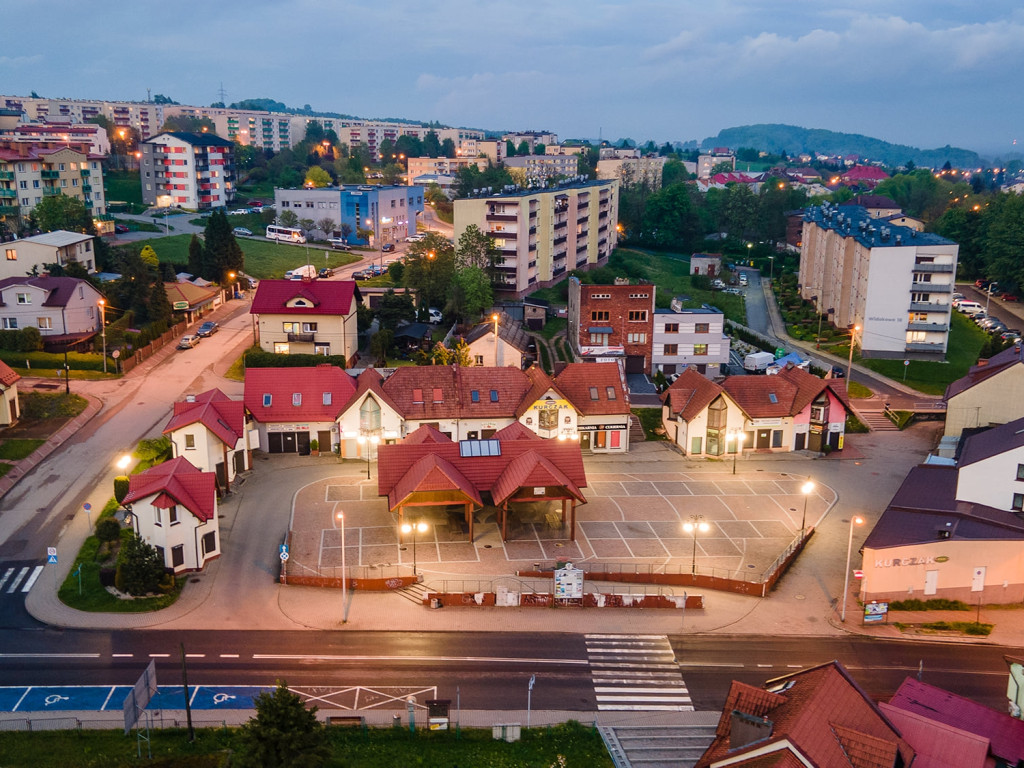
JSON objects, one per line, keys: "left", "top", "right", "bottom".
{"left": 0, "top": 438, "right": 45, "bottom": 461}
{"left": 103, "top": 171, "right": 143, "bottom": 205}
{"left": 224, "top": 353, "right": 246, "bottom": 382}
{"left": 0, "top": 463, "right": 12, "bottom": 477}
{"left": 632, "top": 407, "right": 667, "bottom": 441}
{"left": 0, "top": 720, "right": 611, "bottom": 768}
{"left": 538, "top": 317, "right": 567, "bottom": 340}
{"left": 846, "top": 381, "right": 873, "bottom": 398}
{"left": 127, "top": 235, "right": 360, "bottom": 280}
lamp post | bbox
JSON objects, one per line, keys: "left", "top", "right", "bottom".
{"left": 401, "top": 520, "right": 429, "bottom": 576}
{"left": 800, "top": 480, "right": 814, "bottom": 538}
{"left": 768, "top": 255, "right": 775, "bottom": 284}
{"left": 683, "top": 514, "right": 710, "bottom": 576}
{"left": 492, "top": 313, "right": 500, "bottom": 365}
{"left": 846, "top": 324, "right": 860, "bottom": 393}
{"left": 812, "top": 295, "right": 821, "bottom": 349}
{"left": 98, "top": 299, "right": 107, "bottom": 373}
{"left": 335, "top": 511, "right": 347, "bottom": 623}
{"left": 725, "top": 429, "right": 745, "bottom": 474}
{"left": 356, "top": 435, "right": 380, "bottom": 479}
{"left": 841, "top": 515, "right": 865, "bottom": 622}
{"left": 60, "top": 305, "right": 70, "bottom": 395}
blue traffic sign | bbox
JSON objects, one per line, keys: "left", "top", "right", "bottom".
{"left": 47, "top": 554, "right": 57, "bottom": 564}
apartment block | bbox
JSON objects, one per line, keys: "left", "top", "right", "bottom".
{"left": 653, "top": 305, "right": 729, "bottom": 377}
{"left": 697, "top": 148, "right": 735, "bottom": 178}
{"left": 140, "top": 132, "right": 236, "bottom": 210}
{"left": 456, "top": 138, "right": 504, "bottom": 164}
{"left": 406, "top": 156, "right": 487, "bottom": 183}
{"left": 2, "top": 95, "right": 164, "bottom": 139}
{"left": 274, "top": 184, "right": 424, "bottom": 245}
{"left": 503, "top": 131, "right": 558, "bottom": 152}
{"left": 800, "top": 203, "right": 959, "bottom": 360}
{"left": 597, "top": 154, "right": 667, "bottom": 189}
{"left": 0, "top": 140, "right": 106, "bottom": 227}
{"left": 453, "top": 179, "right": 619, "bottom": 297}
{"left": 567, "top": 277, "right": 654, "bottom": 374}
{"left": 504, "top": 154, "right": 579, "bottom": 183}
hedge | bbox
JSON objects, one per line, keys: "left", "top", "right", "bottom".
{"left": 244, "top": 348, "right": 348, "bottom": 369}
{"left": 0, "top": 350, "right": 111, "bottom": 372}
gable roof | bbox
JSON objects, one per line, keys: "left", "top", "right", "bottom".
{"left": 515, "top": 365, "right": 571, "bottom": 418}
{"left": 388, "top": 453, "right": 482, "bottom": 510}
{"left": 145, "top": 131, "right": 234, "bottom": 148}
{"left": 402, "top": 424, "right": 452, "bottom": 444}
{"left": 888, "top": 677, "right": 1024, "bottom": 766}
{"left": 662, "top": 368, "right": 728, "bottom": 421}
{"left": 491, "top": 450, "right": 585, "bottom": 506}
{"left": 721, "top": 365, "right": 849, "bottom": 419}
{"left": 493, "top": 421, "right": 542, "bottom": 441}
{"left": 696, "top": 661, "right": 914, "bottom": 768}
{"left": 122, "top": 457, "right": 217, "bottom": 522}
{"left": 341, "top": 367, "right": 403, "bottom": 416}
{"left": 382, "top": 366, "right": 533, "bottom": 421}
{"left": 945, "top": 342, "right": 1024, "bottom": 400}
{"left": 463, "top": 312, "right": 532, "bottom": 353}
{"left": 250, "top": 279, "right": 359, "bottom": 316}
{"left": 163, "top": 388, "right": 245, "bottom": 447}
{"left": 958, "top": 414, "right": 1024, "bottom": 467}
{"left": 0, "top": 360, "right": 21, "bottom": 388}
{"left": 244, "top": 364, "right": 356, "bottom": 423}
{"left": 0, "top": 276, "right": 99, "bottom": 308}
{"left": 553, "top": 363, "right": 629, "bottom": 416}
{"left": 878, "top": 702, "right": 990, "bottom": 768}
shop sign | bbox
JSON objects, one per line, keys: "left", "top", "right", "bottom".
{"left": 874, "top": 555, "right": 942, "bottom": 567}
{"left": 864, "top": 602, "right": 888, "bottom": 623}
{"left": 267, "top": 423, "right": 310, "bottom": 432}
{"left": 751, "top": 418, "right": 782, "bottom": 427}
{"left": 172, "top": 301, "right": 189, "bottom": 310}
{"left": 576, "top": 424, "right": 628, "bottom": 431}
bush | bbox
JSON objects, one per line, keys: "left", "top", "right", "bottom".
{"left": 244, "top": 348, "right": 348, "bottom": 370}
{"left": 94, "top": 517, "right": 121, "bottom": 544}
{"left": 113, "top": 475, "right": 130, "bottom": 504}
{"left": 115, "top": 532, "right": 167, "bottom": 595}
{"left": 19, "top": 392, "right": 88, "bottom": 420}
{"left": 889, "top": 598, "right": 970, "bottom": 611}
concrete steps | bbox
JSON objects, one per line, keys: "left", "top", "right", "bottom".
{"left": 600, "top": 723, "right": 717, "bottom": 768}
{"left": 396, "top": 580, "right": 428, "bottom": 605}
{"left": 856, "top": 409, "right": 899, "bottom": 432}
{"left": 629, "top": 413, "right": 647, "bottom": 444}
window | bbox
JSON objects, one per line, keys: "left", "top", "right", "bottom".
{"left": 1016, "top": 464, "right": 1024, "bottom": 481}
{"left": 628, "top": 310, "right": 647, "bottom": 322}
{"left": 171, "top": 544, "right": 184, "bottom": 568}
{"left": 37, "top": 317, "right": 52, "bottom": 329}
{"left": 262, "top": 394, "right": 272, "bottom": 407}
{"left": 590, "top": 293, "right": 610, "bottom": 299}
{"left": 590, "top": 310, "right": 610, "bottom": 322}
{"left": 627, "top": 333, "right": 646, "bottom": 343}
{"left": 490, "top": 390, "right": 498, "bottom": 402}
{"left": 695, "top": 323, "right": 709, "bottom": 334}
{"left": 2, "top": 318, "right": 17, "bottom": 330}
{"left": 1013, "top": 493, "right": 1024, "bottom": 511}
{"left": 432, "top": 388, "right": 443, "bottom": 403}
{"left": 5, "top": 249, "right": 15, "bottom": 261}
{"left": 628, "top": 293, "right": 649, "bottom": 299}
{"left": 606, "top": 386, "right": 617, "bottom": 400}
{"left": 322, "top": 392, "right": 332, "bottom": 406}
{"left": 589, "top": 333, "right": 609, "bottom": 344}
{"left": 694, "top": 344, "right": 708, "bottom": 356}
{"left": 589, "top": 386, "right": 599, "bottom": 400}
{"left": 154, "top": 508, "right": 162, "bottom": 526}
{"left": 274, "top": 342, "right": 289, "bottom": 354}
{"left": 413, "top": 388, "right": 424, "bottom": 403}
{"left": 912, "top": 293, "right": 931, "bottom": 303}
{"left": 16, "top": 293, "right": 30, "bottom": 305}
{"left": 169, "top": 506, "right": 179, "bottom": 525}
{"left": 664, "top": 343, "right": 678, "bottom": 355}
{"left": 475, "top": 355, "right": 484, "bottom": 365}
{"left": 471, "top": 390, "right": 480, "bottom": 403}
{"left": 907, "top": 331, "right": 926, "bottom": 342}
{"left": 664, "top": 323, "right": 679, "bottom": 333}
{"left": 913, "top": 273, "right": 932, "bottom": 283}
{"left": 292, "top": 393, "right": 302, "bottom": 406}
{"left": 184, "top": 434, "right": 196, "bottom": 450}
{"left": 314, "top": 343, "right": 330, "bottom": 356}
{"left": 359, "top": 397, "right": 381, "bottom": 431}
{"left": 302, "top": 322, "right": 318, "bottom": 332}
{"left": 283, "top": 321, "right": 299, "bottom": 333}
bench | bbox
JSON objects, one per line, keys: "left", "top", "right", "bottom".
{"left": 327, "top": 715, "right": 365, "bottom": 727}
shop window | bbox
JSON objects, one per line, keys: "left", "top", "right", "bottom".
{"left": 594, "top": 430, "right": 607, "bottom": 449}
{"left": 772, "top": 430, "right": 783, "bottom": 448}
{"left": 610, "top": 431, "right": 620, "bottom": 448}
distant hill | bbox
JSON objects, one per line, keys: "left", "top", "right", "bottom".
{"left": 702, "top": 124, "right": 982, "bottom": 169}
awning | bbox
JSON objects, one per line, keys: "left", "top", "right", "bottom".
{"left": 588, "top": 326, "right": 613, "bottom": 334}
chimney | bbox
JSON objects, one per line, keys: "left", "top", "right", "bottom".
{"left": 729, "top": 711, "right": 773, "bottom": 749}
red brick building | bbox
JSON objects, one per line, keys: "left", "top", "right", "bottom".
{"left": 567, "top": 277, "right": 655, "bottom": 374}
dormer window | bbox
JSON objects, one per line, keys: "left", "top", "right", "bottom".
{"left": 433, "top": 388, "right": 443, "bottom": 403}
{"left": 263, "top": 394, "right": 272, "bottom": 407}
{"left": 471, "top": 390, "right": 480, "bottom": 403}
{"left": 292, "top": 393, "right": 302, "bottom": 406}
{"left": 606, "top": 386, "right": 616, "bottom": 400}
{"left": 590, "top": 386, "right": 599, "bottom": 400}
{"left": 490, "top": 390, "right": 498, "bottom": 402}
{"left": 413, "top": 388, "right": 423, "bottom": 403}
{"left": 323, "top": 392, "right": 332, "bottom": 405}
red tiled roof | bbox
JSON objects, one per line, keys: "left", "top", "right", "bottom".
{"left": 662, "top": 368, "right": 727, "bottom": 421}
{"left": 720, "top": 365, "right": 849, "bottom": 419}
{"left": 491, "top": 450, "right": 585, "bottom": 506}
{"left": 696, "top": 662, "right": 913, "bottom": 768}
{"left": 122, "top": 457, "right": 216, "bottom": 522}
{"left": 843, "top": 165, "right": 890, "bottom": 181}
{"left": 515, "top": 365, "right": 571, "bottom": 418}
{"left": 244, "top": 365, "right": 356, "bottom": 423}
{"left": 774, "top": 364, "right": 852, "bottom": 413}
{"left": 888, "top": 677, "right": 1024, "bottom": 765}
{"left": 163, "top": 388, "right": 244, "bottom": 447}
{"left": 377, "top": 438, "right": 586, "bottom": 512}
{"left": 553, "top": 363, "right": 629, "bottom": 416}
{"left": 388, "top": 453, "right": 482, "bottom": 510}
{"left": 492, "top": 421, "right": 542, "bottom": 441}
{"left": 382, "top": 366, "right": 533, "bottom": 421}
{"left": 402, "top": 424, "right": 452, "bottom": 444}
{"left": 249, "top": 279, "right": 358, "bottom": 316}
{"left": 342, "top": 367, "right": 403, "bottom": 417}
{"left": 878, "top": 703, "right": 990, "bottom": 768}
{"left": 0, "top": 360, "right": 20, "bottom": 388}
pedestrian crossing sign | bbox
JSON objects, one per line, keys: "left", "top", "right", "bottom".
{"left": 47, "top": 554, "right": 57, "bottom": 564}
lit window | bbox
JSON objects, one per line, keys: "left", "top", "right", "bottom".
{"left": 694, "top": 344, "right": 708, "bottom": 356}
{"left": 606, "top": 386, "right": 616, "bottom": 400}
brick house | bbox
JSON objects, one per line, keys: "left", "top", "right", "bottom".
{"left": 567, "top": 277, "right": 655, "bottom": 374}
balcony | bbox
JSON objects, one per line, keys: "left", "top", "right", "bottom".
{"left": 913, "top": 262, "right": 955, "bottom": 273}
{"left": 80, "top": 169, "right": 91, "bottom": 177}
{"left": 576, "top": 259, "right": 589, "bottom": 268}
{"left": 598, "top": 210, "right": 609, "bottom": 219}
{"left": 41, "top": 170, "right": 60, "bottom": 179}
{"left": 911, "top": 282, "right": 951, "bottom": 293}
{"left": 0, "top": 171, "right": 15, "bottom": 180}
{"left": 907, "top": 322, "right": 949, "bottom": 333}
{"left": 486, "top": 213, "right": 517, "bottom": 222}
{"left": 906, "top": 341, "right": 946, "bottom": 353}
{"left": 529, "top": 226, "right": 536, "bottom": 235}
{"left": 82, "top": 184, "right": 92, "bottom": 193}
{"left": 286, "top": 332, "right": 316, "bottom": 343}
{"left": 553, "top": 235, "right": 568, "bottom": 246}
{"left": 553, "top": 266, "right": 567, "bottom": 277}
{"left": 577, "top": 215, "right": 589, "bottom": 224}
{"left": 0, "top": 204, "right": 18, "bottom": 215}
{"left": 0, "top": 189, "right": 15, "bottom": 199}
{"left": 42, "top": 188, "right": 60, "bottom": 197}
{"left": 489, "top": 230, "right": 516, "bottom": 239}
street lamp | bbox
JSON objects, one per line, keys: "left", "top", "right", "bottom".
{"left": 400, "top": 520, "right": 429, "bottom": 577}
{"left": 841, "top": 515, "right": 865, "bottom": 622}
{"left": 98, "top": 299, "right": 107, "bottom": 373}
{"left": 846, "top": 324, "right": 860, "bottom": 392}
{"left": 356, "top": 434, "right": 380, "bottom": 479}
{"left": 492, "top": 313, "right": 500, "bottom": 365}
{"left": 800, "top": 480, "right": 814, "bottom": 538}
{"left": 725, "top": 429, "right": 745, "bottom": 474}
{"left": 335, "top": 511, "right": 347, "bottom": 623}
{"left": 117, "top": 454, "right": 131, "bottom": 471}
{"left": 683, "top": 514, "right": 711, "bottom": 575}
{"left": 768, "top": 255, "right": 775, "bottom": 284}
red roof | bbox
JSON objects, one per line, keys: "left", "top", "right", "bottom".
{"left": 377, "top": 430, "right": 587, "bottom": 511}
{"left": 122, "top": 457, "right": 217, "bottom": 522}
{"left": 382, "top": 366, "right": 533, "bottom": 420}
{"left": 249, "top": 279, "right": 358, "bottom": 316}
{"left": 492, "top": 421, "right": 542, "bottom": 441}
{"left": 721, "top": 365, "right": 849, "bottom": 419}
{"left": 945, "top": 342, "right": 1024, "bottom": 399}
{"left": 662, "top": 368, "right": 726, "bottom": 421}
{"left": 843, "top": 165, "right": 890, "bottom": 181}
{"left": 244, "top": 365, "right": 356, "bottom": 423}
{"left": 402, "top": 424, "right": 452, "bottom": 444}
{"left": 514, "top": 365, "right": 570, "bottom": 418}
{"left": 343, "top": 367, "right": 403, "bottom": 416}
{"left": 553, "top": 363, "right": 629, "bottom": 416}
{"left": 888, "top": 677, "right": 1024, "bottom": 765}
{"left": 696, "top": 662, "right": 914, "bottom": 768}
{"left": 491, "top": 450, "right": 584, "bottom": 506}
{"left": 0, "top": 360, "right": 20, "bottom": 388}
{"left": 163, "top": 388, "right": 244, "bottom": 447}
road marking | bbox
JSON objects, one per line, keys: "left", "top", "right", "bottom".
{"left": 586, "top": 635, "right": 693, "bottom": 712}
{"left": 677, "top": 662, "right": 744, "bottom": 668}
{"left": 7, "top": 567, "right": 27, "bottom": 593}
{"left": 219, "top": 654, "right": 240, "bottom": 658}
{"left": 0, "top": 568, "right": 12, "bottom": 592}
{"left": 251, "top": 654, "right": 587, "bottom": 665}
{"left": 12, "top": 687, "right": 31, "bottom": 712}
{"left": 757, "top": 664, "right": 772, "bottom": 668}
{"left": 185, "top": 654, "right": 206, "bottom": 658}
{"left": 0, "top": 654, "right": 101, "bottom": 658}
{"left": 148, "top": 654, "right": 170, "bottom": 658}
{"left": 111, "top": 653, "right": 134, "bottom": 658}
{"left": 21, "top": 566, "right": 43, "bottom": 592}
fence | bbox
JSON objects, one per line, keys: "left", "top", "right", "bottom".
{"left": 118, "top": 321, "right": 188, "bottom": 375}
{"left": 280, "top": 558, "right": 416, "bottom": 590}
{"left": 0, "top": 715, "right": 231, "bottom": 732}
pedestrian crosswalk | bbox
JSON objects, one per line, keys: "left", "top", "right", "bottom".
{"left": 585, "top": 634, "right": 693, "bottom": 711}
{"left": 0, "top": 564, "right": 43, "bottom": 595}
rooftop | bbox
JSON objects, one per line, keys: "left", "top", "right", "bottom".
{"left": 804, "top": 204, "right": 953, "bottom": 249}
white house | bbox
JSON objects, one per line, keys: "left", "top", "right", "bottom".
{"left": 163, "top": 388, "right": 254, "bottom": 492}
{"left": 463, "top": 312, "right": 531, "bottom": 368}
{"left": 1, "top": 231, "right": 97, "bottom": 279}
{"left": 0, "top": 276, "right": 104, "bottom": 348}
{"left": 0, "top": 360, "right": 20, "bottom": 427}
{"left": 122, "top": 457, "right": 220, "bottom": 574}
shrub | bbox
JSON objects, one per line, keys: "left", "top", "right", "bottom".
{"left": 115, "top": 532, "right": 167, "bottom": 595}
{"left": 244, "top": 348, "right": 348, "bottom": 370}
{"left": 113, "top": 475, "right": 130, "bottom": 504}
{"left": 889, "top": 598, "right": 970, "bottom": 611}
{"left": 94, "top": 517, "right": 121, "bottom": 544}
{"left": 309, "top": 439, "right": 319, "bottom": 452}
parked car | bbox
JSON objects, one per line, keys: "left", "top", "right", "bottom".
{"left": 428, "top": 307, "right": 443, "bottom": 324}
{"left": 1001, "top": 293, "right": 1020, "bottom": 302}
{"left": 196, "top": 321, "right": 219, "bottom": 337}
{"left": 178, "top": 335, "right": 201, "bottom": 349}
{"left": 229, "top": 209, "right": 250, "bottom": 216}
{"left": 351, "top": 270, "right": 369, "bottom": 280}
{"left": 1001, "top": 330, "right": 1022, "bottom": 341}
{"left": 952, "top": 292, "right": 965, "bottom": 301}
{"left": 382, "top": 243, "right": 396, "bottom": 252}
{"left": 328, "top": 238, "right": 351, "bottom": 251}
{"left": 249, "top": 200, "right": 263, "bottom": 208}
{"left": 318, "top": 267, "right": 334, "bottom": 278}
{"left": 368, "top": 264, "right": 385, "bottom": 276}
{"left": 114, "top": 223, "right": 130, "bottom": 234}
{"left": 233, "top": 227, "right": 252, "bottom": 236}
{"left": 405, "top": 233, "right": 425, "bottom": 243}
{"left": 975, "top": 279, "right": 990, "bottom": 289}
{"left": 830, "top": 366, "right": 846, "bottom": 378}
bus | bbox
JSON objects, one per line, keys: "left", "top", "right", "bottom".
{"left": 265, "top": 225, "right": 306, "bottom": 244}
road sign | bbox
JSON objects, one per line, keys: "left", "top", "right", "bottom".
{"left": 279, "top": 544, "right": 288, "bottom": 555}
{"left": 83, "top": 503, "right": 92, "bottom": 511}
{"left": 854, "top": 569, "right": 864, "bottom": 579}
{"left": 280, "top": 551, "right": 289, "bottom": 562}
{"left": 904, "top": 360, "right": 910, "bottom": 366}
{"left": 47, "top": 547, "right": 57, "bottom": 557}
{"left": 47, "top": 554, "right": 57, "bottom": 564}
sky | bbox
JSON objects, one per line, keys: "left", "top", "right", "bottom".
{"left": 3, "top": 1, "right": 1022, "bottom": 159}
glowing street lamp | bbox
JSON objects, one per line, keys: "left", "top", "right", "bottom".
{"left": 400, "top": 520, "right": 429, "bottom": 576}
{"left": 683, "top": 515, "right": 711, "bottom": 575}
{"left": 725, "top": 429, "right": 745, "bottom": 474}
{"left": 356, "top": 434, "right": 380, "bottom": 479}
{"left": 800, "top": 480, "right": 814, "bottom": 538}
{"left": 98, "top": 299, "right": 107, "bottom": 373}
{"left": 336, "top": 511, "right": 347, "bottom": 623}
{"left": 841, "top": 515, "right": 865, "bottom": 622}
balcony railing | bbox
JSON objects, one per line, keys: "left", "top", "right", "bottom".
{"left": 0, "top": 171, "right": 14, "bottom": 181}
{"left": 489, "top": 230, "right": 516, "bottom": 239}
{"left": 907, "top": 322, "right": 949, "bottom": 333}
{"left": 553, "top": 235, "right": 567, "bottom": 246}
{"left": 0, "top": 189, "right": 16, "bottom": 199}
{"left": 908, "top": 302, "right": 948, "bottom": 312}
{"left": 40, "top": 170, "right": 60, "bottom": 179}
{"left": 486, "top": 213, "right": 517, "bottom": 222}
{"left": 913, "top": 263, "right": 955, "bottom": 273}
{"left": 286, "top": 332, "right": 316, "bottom": 343}
{"left": 911, "top": 282, "right": 951, "bottom": 293}
{"left": 906, "top": 341, "right": 946, "bottom": 352}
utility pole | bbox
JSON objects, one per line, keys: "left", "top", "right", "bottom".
{"left": 180, "top": 643, "right": 195, "bottom": 742}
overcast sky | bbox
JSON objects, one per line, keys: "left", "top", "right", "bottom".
{"left": 3, "top": 1, "right": 1021, "bottom": 158}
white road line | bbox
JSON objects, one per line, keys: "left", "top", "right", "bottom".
{"left": 252, "top": 654, "right": 587, "bottom": 665}
{"left": 0, "top": 653, "right": 101, "bottom": 658}
{"left": 0, "top": 568, "right": 13, "bottom": 592}
{"left": 585, "top": 648, "right": 676, "bottom": 655}
{"left": 220, "top": 654, "right": 240, "bottom": 658}
{"left": 7, "top": 567, "right": 27, "bottom": 593}
{"left": 21, "top": 566, "right": 43, "bottom": 592}
{"left": 757, "top": 664, "right": 772, "bottom": 668}
{"left": 149, "top": 653, "right": 170, "bottom": 658}
{"left": 597, "top": 703, "right": 693, "bottom": 711}
{"left": 590, "top": 662, "right": 679, "bottom": 670}
{"left": 12, "top": 687, "right": 31, "bottom": 712}
{"left": 585, "top": 634, "right": 667, "bottom": 640}
{"left": 100, "top": 687, "right": 117, "bottom": 710}
{"left": 595, "top": 686, "right": 689, "bottom": 694}
{"left": 677, "top": 662, "right": 744, "bottom": 668}
{"left": 596, "top": 695, "right": 693, "bottom": 703}
{"left": 185, "top": 654, "right": 206, "bottom": 658}
{"left": 111, "top": 653, "right": 134, "bottom": 658}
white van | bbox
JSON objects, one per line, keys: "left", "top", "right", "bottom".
{"left": 957, "top": 301, "right": 984, "bottom": 315}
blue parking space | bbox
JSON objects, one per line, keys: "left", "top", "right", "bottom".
{"left": 0, "top": 685, "right": 276, "bottom": 712}
{"left": 191, "top": 686, "right": 273, "bottom": 709}
{"left": 0, "top": 688, "right": 28, "bottom": 712}
{"left": 15, "top": 686, "right": 116, "bottom": 712}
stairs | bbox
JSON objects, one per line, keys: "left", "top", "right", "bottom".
{"left": 396, "top": 580, "right": 428, "bottom": 605}
{"left": 856, "top": 408, "right": 899, "bottom": 432}
{"left": 629, "top": 413, "right": 647, "bottom": 444}
{"left": 599, "top": 723, "right": 717, "bottom": 768}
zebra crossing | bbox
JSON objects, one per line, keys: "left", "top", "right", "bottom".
{"left": 0, "top": 564, "right": 44, "bottom": 597}
{"left": 585, "top": 634, "right": 693, "bottom": 711}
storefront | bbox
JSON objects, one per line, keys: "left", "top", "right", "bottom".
{"left": 578, "top": 421, "right": 628, "bottom": 453}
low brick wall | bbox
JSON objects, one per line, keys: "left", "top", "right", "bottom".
{"left": 280, "top": 574, "right": 418, "bottom": 590}
{"left": 423, "top": 591, "right": 704, "bottom": 610}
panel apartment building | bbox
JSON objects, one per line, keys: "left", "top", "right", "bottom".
{"left": 2, "top": 95, "right": 165, "bottom": 140}
{"left": 273, "top": 184, "right": 424, "bottom": 246}
{"left": 452, "top": 179, "right": 619, "bottom": 297}
{"left": 0, "top": 139, "right": 106, "bottom": 228}
{"left": 799, "top": 203, "right": 959, "bottom": 360}
{"left": 140, "top": 132, "right": 236, "bottom": 210}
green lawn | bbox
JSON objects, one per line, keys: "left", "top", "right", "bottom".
{"left": 632, "top": 407, "right": 667, "bottom": 441}
{"left": 103, "top": 171, "right": 143, "bottom": 205}
{"left": 0, "top": 463, "right": 12, "bottom": 477}
{"left": 0, "top": 720, "right": 611, "bottom": 768}
{"left": 538, "top": 317, "right": 567, "bottom": 340}
{"left": 129, "top": 234, "right": 360, "bottom": 280}
{"left": 0, "top": 438, "right": 45, "bottom": 461}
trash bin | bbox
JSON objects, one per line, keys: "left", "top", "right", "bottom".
{"left": 392, "top": 714, "right": 401, "bottom": 728}
{"left": 430, "top": 598, "right": 442, "bottom": 609}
